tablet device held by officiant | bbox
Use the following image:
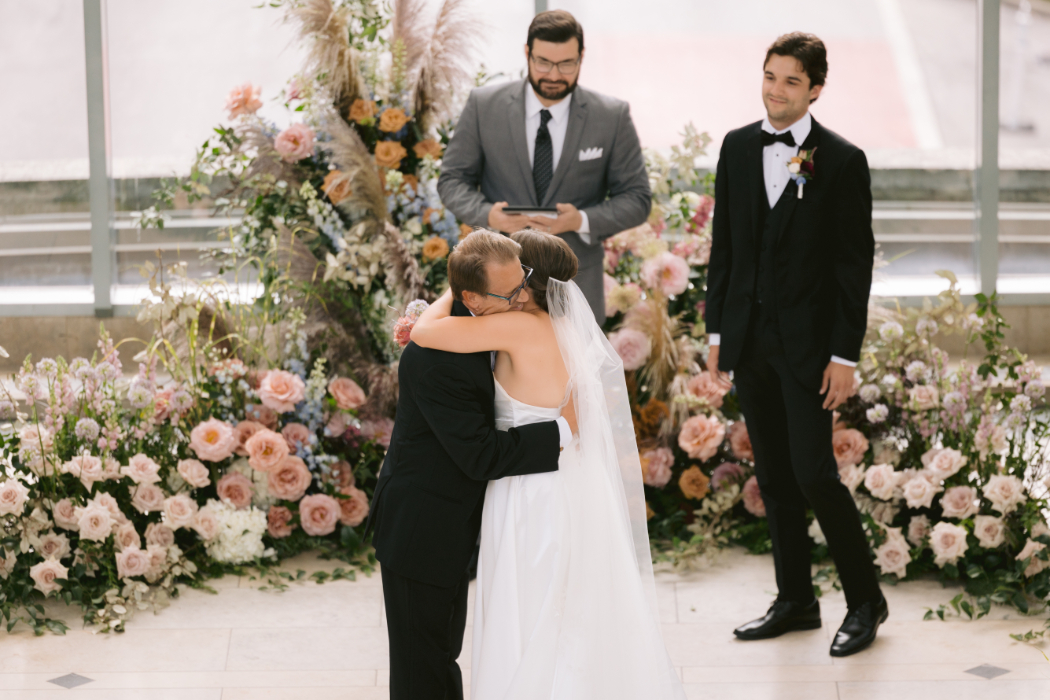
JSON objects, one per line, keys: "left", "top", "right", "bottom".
{"left": 502, "top": 206, "right": 558, "bottom": 218}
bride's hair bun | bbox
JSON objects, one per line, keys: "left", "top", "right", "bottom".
{"left": 510, "top": 230, "right": 578, "bottom": 312}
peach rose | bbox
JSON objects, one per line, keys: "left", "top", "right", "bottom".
{"left": 244, "top": 404, "right": 278, "bottom": 430}
{"left": 274, "top": 123, "right": 316, "bottom": 162}
{"left": 76, "top": 505, "right": 113, "bottom": 542}
{"left": 177, "top": 459, "right": 211, "bottom": 489}
{"left": 234, "top": 420, "right": 266, "bottom": 456}
{"left": 422, "top": 236, "right": 450, "bottom": 261}
{"left": 677, "top": 415, "right": 725, "bottom": 462}
{"left": 62, "top": 454, "right": 104, "bottom": 490}
{"left": 258, "top": 370, "right": 306, "bottom": 413}
{"left": 348, "top": 98, "right": 376, "bottom": 122}
{"left": 192, "top": 506, "right": 220, "bottom": 541}
{"left": 337, "top": 486, "right": 370, "bottom": 527}
{"left": 940, "top": 485, "right": 979, "bottom": 520}
{"left": 281, "top": 422, "right": 313, "bottom": 451}
{"left": 983, "top": 474, "right": 1027, "bottom": 515}
{"left": 267, "top": 505, "right": 296, "bottom": 538}
{"left": 930, "top": 521, "right": 969, "bottom": 567}
{"left": 36, "top": 531, "right": 71, "bottom": 560}
{"left": 163, "top": 493, "right": 200, "bottom": 529}
{"left": 361, "top": 418, "right": 395, "bottom": 449}
{"left": 686, "top": 372, "right": 729, "bottom": 409}
{"left": 728, "top": 421, "right": 754, "bottom": 462}
{"left": 1016, "top": 539, "right": 1049, "bottom": 578}
{"left": 863, "top": 464, "right": 899, "bottom": 501}
{"left": 299, "top": 494, "right": 341, "bottom": 536}
{"left": 640, "top": 447, "right": 674, "bottom": 488}
{"left": 145, "top": 522, "right": 176, "bottom": 548}
{"left": 378, "top": 107, "right": 411, "bottom": 133}
{"left": 832, "top": 428, "right": 869, "bottom": 468}
{"left": 131, "top": 484, "right": 166, "bottom": 513}
{"left": 375, "top": 141, "right": 408, "bottom": 169}
{"left": 974, "top": 515, "right": 1006, "bottom": 549}
{"left": 29, "top": 558, "right": 68, "bottom": 596}
{"left": 909, "top": 385, "right": 940, "bottom": 411}
{"left": 267, "top": 455, "right": 313, "bottom": 501}
{"left": 115, "top": 545, "right": 151, "bottom": 579}
{"left": 322, "top": 170, "right": 352, "bottom": 205}
{"left": 225, "top": 82, "right": 262, "bottom": 119}
{"left": 216, "top": 473, "right": 254, "bottom": 510}
{"left": 0, "top": 478, "right": 30, "bottom": 516}
{"left": 902, "top": 475, "right": 941, "bottom": 509}
{"left": 742, "top": 476, "right": 766, "bottom": 517}
{"left": 245, "top": 428, "right": 291, "bottom": 473}
{"left": 120, "top": 453, "right": 163, "bottom": 484}
{"left": 327, "top": 460, "right": 355, "bottom": 489}
{"left": 678, "top": 465, "right": 711, "bottom": 500}
{"left": 413, "top": 138, "right": 444, "bottom": 159}
{"left": 52, "top": 498, "right": 79, "bottom": 531}
{"left": 926, "top": 448, "right": 966, "bottom": 482}
{"left": 189, "top": 418, "right": 237, "bottom": 462}
{"left": 873, "top": 534, "right": 911, "bottom": 578}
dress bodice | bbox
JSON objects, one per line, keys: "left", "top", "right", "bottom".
{"left": 493, "top": 377, "right": 561, "bottom": 431}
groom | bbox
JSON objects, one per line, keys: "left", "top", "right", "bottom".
{"left": 706, "top": 33, "right": 885, "bottom": 657}
{"left": 367, "top": 230, "right": 575, "bottom": 700}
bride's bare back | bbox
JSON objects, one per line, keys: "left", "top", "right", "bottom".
{"left": 492, "top": 310, "right": 569, "bottom": 409}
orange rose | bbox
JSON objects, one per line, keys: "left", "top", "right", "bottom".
{"left": 348, "top": 99, "right": 375, "bottom": 123}
{"left": 322, "top": 170, "right": 352, "bottom": 205}
{"left": 459, "top": 223, "right": 474, "bottom": 240}
{"left": 402, "top": 174, "right": 419, "bottom": 194}
{"left": 378, "top": 107, "right": 411, "bottom": 133}
{"left": 678, "top": 465, "right": 711, "bottom": 500}
{"left": 422, "top": 236, "right": 450, "bottom": 261}
{"left": 422, "top": 207, "right": 437, "bottom": 224}
{"left": 375, "top": 141, "right": 408, "bottom": 169}
{"left": 413, "top": 139, "right": 444, "bottom": 160}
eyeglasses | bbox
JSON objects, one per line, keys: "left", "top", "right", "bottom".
{"left": 530, "top": 54, "right": 581, "bottom": 75}
{"left": 486, "top": 265, "right": 534, "bottom": 304}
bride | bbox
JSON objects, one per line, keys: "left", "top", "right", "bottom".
{"left": 411, "top": 230, "right": 685, "bottom": 699}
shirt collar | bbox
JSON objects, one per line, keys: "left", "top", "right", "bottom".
{"left": 761, "top": 111, "right": 812, "bottom": 145}
{"left": 526, "top": 84, "right": 573, "bottom": 123}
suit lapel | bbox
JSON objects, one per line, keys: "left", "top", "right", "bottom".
{"left": 747, "top": 124, "right": 765, "bottom": 247}
{"left": 543, "top": 88, "right": 588, "bottom": 206}
{"left": 508, "top": 81, "right": 538, "bottom": 206}
{"left": 772, "top": 120, "right": 821, "bottom": 246}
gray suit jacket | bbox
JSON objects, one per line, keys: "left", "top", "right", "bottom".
{"left": 437, "top": 79, "right": 651, "bottom": 322}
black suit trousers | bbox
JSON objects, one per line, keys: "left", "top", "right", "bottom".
{"left": 382, "top": 565, "right": 470, "bottom": 700}
{"left": 734, "top": 347, "right": 880, "bottom": 609}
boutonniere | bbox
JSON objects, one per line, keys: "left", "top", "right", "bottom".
{"left": 787, "top": 148, "right": 816, "bottom": 199}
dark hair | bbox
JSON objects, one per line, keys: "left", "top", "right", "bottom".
{"left": 527, "top": 10, "right": 584, "bottom": 53}
{"left": 764, "top": 32, "right": 827, "bottom": 100}
{"left": 448, "top": 229, "right": 521, "bottom": 301}
{"left": 510, "top": 230, "right": 578, "bottom": 312}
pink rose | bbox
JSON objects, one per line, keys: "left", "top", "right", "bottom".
{"left": 76, "top": 505, "right": 113, "bottom": 542}
{"left": 982, "top": 474, "right": 1027, "bottom": 515}
{"left": 131, "top": 484, "right": 166, "bottom": 514}
{"left": 327, "top": 460, "right": 356, "bottom": 489}
{"left": 244, "top": 404, "right": 278, "bottom": 430}
{"left": 189, "top": 418, "right": 237, "bottom": 462}
{"left": 902, "top": 475, "right": 941, "bottom": 509}
{"left": 691, "top": 194, "right": 715, "bottom": 231}
{"left": 145, "top": 522, "right": 176, "bottom": 548}
{"left": 838, "top": 463, "right": 866, "bottom": 494}
{"left": 926, "top": 448, "right": 966, "bottom": 482}
{"left": 267, "top": 505, "right": 296, "bottom": 538}
{"left": 216, "top": 473, "right": 254, "bottom": 510}
{"left": 234, "top": 420, "right": 266, "bottom": 456}
{"left": 907, "top": 515, "right": 931, "bottom": 547}
{"left": 640, "top": 448, "right": 674, "bottom": 488}
{"left": 608, "top": 328, "right": 651, "bottom": 371}
{"left": 0, "top": 478, "right": 30, "bottom": 516}
{"left": 393, "top": 317, "right": 414, "bottom": 348}
{"left": 711, "top": 462, "right": 746, "bottom": 491}
{"left": 685, "top": 372, "right": 729, "bottom": 409}
{"left": 192, "top": 507, "right": 220, "bottom": 541}
{"left": 326, "top": 412, "right": 352, "bottom": 439}
{"left": 337, "top": 486, "right": 370, "bottom": 527}
{"left": 121, "top": 453, "right": 163, "bottom": 484}
{"left": 101, "top": 457, "right": 122, "bottom": 481}
{"left": 163, "top": 493, "right": 200, "bottom": 529}
{"left": 35, "top": 531, "right": 71, "bottom": 560}
{"left": 930, "top": 521, "right": 969, "bottom": 567}
{"left": 361, "top": 418, "right": 395, "bottom": 449}
{"left": 114, "top": 522, "right": 141, "bottom": 551}
{"left": 267, "top": 456, "right": 313, "bottom": 501}
{"left": 832, "top": 428, "right": 869, "bottom": 468}
{"left": 245, "top": 428, "right": 291, "bottom": 473}
{"left": 1016, "top": 539, "right": 1049, "bottom": 578}
{"left": 974, "top": 515, "right": 1006, "bottom": 549}
{"left": 874, "top": 528, "right": 911, "bottom": 578}
{"left": 728, "top": 421, "right": 754, "bottom": 462}
{"left": 281, "top": 422, "right": 313, "bottom": 451}
{"left": 115, "top": 546, "right": 151, "bottom": 579}
{"left": 145, "top": 544, "right": 168, "bottom": 583}
{"left": 29, "top": 559, "right": 68, "bottom": 596}
{"left": 677, "top": 414, "right": 725, "bottom": 462}
{"left": 274, "top": 123, "right": 316, "bottom": 163}
{"left": 640, "top": 251, "right": 690, "bottom": 296}
{"left": 258, "top": 370, "right": 307, "bottom": 413}
{"left": 298, "top": 494, "right": 341, "bottom": 536}
{"left": 742, "top": 476, "right": 766, "bottom": 517}
{"left": 177, "top": 459, "right": 211, "bottom": 489}
{"left": 329, "top": 377, "right": 367, "bottom": 410}
{"left": 863, "top": 464, "right": 899, "bottom": 501}
{"left": 52, "top": 498, "right": 80, "bottom": 531}
{"left": 62, "top": 454, "right": 104, "bottom": 490}
{"left": 909, "top": 385, "right": 940, "bottom": 411}
{"left": 225, "top": 82, "right": 262, "bottom": 119}
{"left": 89, "top": 492, "right": 123, "bottom": 522}
{"left": 940, "top": 485, "right": 979, "bottom": 519}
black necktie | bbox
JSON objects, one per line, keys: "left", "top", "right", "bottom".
{"left": 533, "top": 109, "right": 554, "bottom": 203}
{"left": 761, "top": 130, "right": 796, "bottom": 147}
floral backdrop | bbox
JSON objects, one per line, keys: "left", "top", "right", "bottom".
{"left": 2, "top": 0, "right": 1049, "bottom": 637}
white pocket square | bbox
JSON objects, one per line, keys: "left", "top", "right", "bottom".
{"left": 578, "top": 147, "right": 603, "bottom": 161}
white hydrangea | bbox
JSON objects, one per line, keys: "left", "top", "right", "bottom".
{"left": 203, "top": 499, "right": 274, "bottom": 565}
{"left": 879, "top": 322, "right": 904, "bottom": 341}
{"left": 905, "top": 361, "right": 927, "bottom": 383}
{"left": 859, "top": 384, "right": 881, "bottom": 403}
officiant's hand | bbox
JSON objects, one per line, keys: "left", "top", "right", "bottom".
{"left": 821, "top": 361, "right": 855, "bottom": 411}
{"left": 526, "top": 203, "right": 582, "bottom": 235}
{"left": 488, "top": 202, "right": 532, "bottom": 233}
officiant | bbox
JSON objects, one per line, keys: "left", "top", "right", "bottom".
{"left": 438, "top": 10, "right": 651, "bottom": 322}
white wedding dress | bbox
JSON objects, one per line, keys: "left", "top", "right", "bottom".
{"left": 470, "top": 280, "right": 685, "bottom": 700}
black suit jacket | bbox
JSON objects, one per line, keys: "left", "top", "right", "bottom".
{"left": 705, "top": 118, "right": 874, "bottom": 391}
{"left": 366, "top": 302, "right": 561, "bottom": 587}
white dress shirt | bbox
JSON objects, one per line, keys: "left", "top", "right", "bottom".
{"left": 708, "top": 111, "right": 855, "bottom": 368}
{"left": 525, "top": 87, "right": 591, "bottom": 240}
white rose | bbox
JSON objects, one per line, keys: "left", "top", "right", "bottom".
{"left": 939, "top": 485, "right": 979, "bottom": 519}
{"left": 973, "top": 515, "right": 1006, "bottom": 549}
{"left": 909, "top": 385, "right": 940, "bottom": 411}
{"left": 52, "top": 498, "right": 80, "bottom": 531}
{"left": 193, "top": 506, "right": 220, "bottom": 541}
{"left": 808, "top": 519, "right": 826, "bottom": 546}
{"left": 990, "top": 425, "right": 1009, "bottom": 454}
{"left": 902, "top": 474, "right": 941, "bottom": 509}
{"left": 926, "top": 448, "right": 966, "bottom": 482}
{"left": 0, "top": 478, "right": 30, "bottom": 516}
{"left": 121, "top": 453, "right": 162, "bottom": 485}
{"left": 76, "top": 505, "right": 114, "bottom": 542}
{"left": 874, "top": 537, "right": 912, "bottom": 578}
{"left": 163, "top": 494, "right": 199, "bottom": 530}
{"left": 864, "top": 464, "right": 899, "bottom": 501}
{"left": 1016, "top": 539, "right": 1049, "bottom": 578}
{"left": 982, "top": 474, "right": 1026, "bottom": 516}
{"left": 929, "top": 521, "right": 969, "bottom": 568}
{"left": 114, "top": 522, "right": 141, "bottom": 552}
{"left": 787, "top": 161, "right": 801, "bottom": 174}
{"left": 838, "top": 463, "right": 866, "bottom": 495}
{"left": 907, "top": 515, "right": 931, "bottom": 547}
{"left": 131, "top": 484, "right": 166, "bottom": 514}
{"left": 115, "top": 546, "right": 151, "bottom": 579}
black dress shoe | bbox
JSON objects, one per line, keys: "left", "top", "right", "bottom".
{"left": 733, "top": 598, "right": 822, "bottom": 640}
{"left": 830, "top": 595, "right": 889, "bottom": 657}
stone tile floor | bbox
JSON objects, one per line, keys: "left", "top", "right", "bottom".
{"left": 2, "top": 547, "right": 1049, "bottom": 699}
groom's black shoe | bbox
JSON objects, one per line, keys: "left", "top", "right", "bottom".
{"left": 829, "top": 594, "right": 889, "bottom": 657}
{"left": 733, "top": 598, "right": 822, "bottom": 640}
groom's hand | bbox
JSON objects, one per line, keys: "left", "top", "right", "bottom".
{"left": 821, "top": 361, "right": 855, "bottom": 411}
{"left": 526, "top": 203, "right": 582, "bottom": 235}
{"left": 707, "top": 345, "right": 732, "bottom": 389}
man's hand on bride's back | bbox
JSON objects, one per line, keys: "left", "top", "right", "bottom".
{"left": 560, "top": 394, "right": 578, "bottom": 436}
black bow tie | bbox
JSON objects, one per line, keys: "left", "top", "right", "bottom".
{"left": 761, "top": 130, "right": 796, "bottom": 147}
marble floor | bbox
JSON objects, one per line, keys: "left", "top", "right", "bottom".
{"left": 2, "top": 547, "right": 1049, "bottom": 700}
